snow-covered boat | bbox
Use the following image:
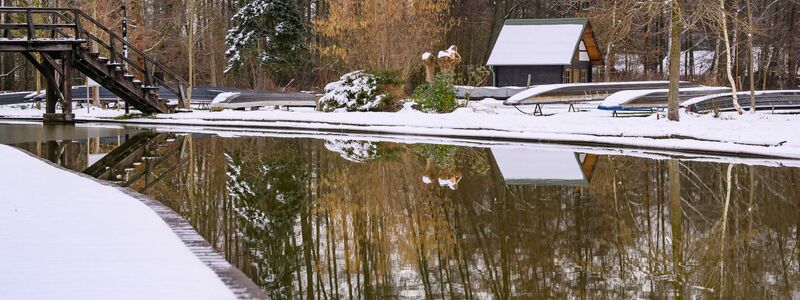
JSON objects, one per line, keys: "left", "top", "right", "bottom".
{"left": 504, "top": 81, "right": 698, "bottom": 105}
{"left": 597, "top": 86, "right": 730, "bottom": 112}
{"left": 682, "top": 90, "right": 800, "bottom": 113}
{"left": 455, "top": 86, "right": 528, "bottom": 100}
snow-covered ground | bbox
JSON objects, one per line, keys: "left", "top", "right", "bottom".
{"left": 2, "top": 102, "right": 799, "bottom": 159}
{"left": 0, "top": 145, "right": 238, "bottom": 299}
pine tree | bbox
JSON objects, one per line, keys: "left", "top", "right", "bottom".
{"left": 224, "top": 0, "right": 306, "bottom": 79}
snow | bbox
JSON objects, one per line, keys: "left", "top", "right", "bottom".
{"left": 492, "top": 148, "right": 586, "bottom": 185}
{"left": 599, "top": 86, "right": 730, "bottom": 109}
{"left": 422, "top": 52, "right": 432, "bottom": 60}
{"left": 487, "top": 24, "right": 585, "bottom": 65}
{"left": 506, "top": 81, "right": 672, "bottom": 104}
{"left": 0, "top": 145, "right": 235, "bottom": 299}
{"left": 437, "top": 45, "right": 458, "bottom": 59}
{"left": 211, "top": 92, "right": 240, "bottom": 104}
{"left": 1, "top": 102, "right": 800, "bottom": 160}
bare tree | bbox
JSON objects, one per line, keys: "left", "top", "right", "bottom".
{"left": 746, "top": 0, "right": 755, "bottom": 112}
{"left": 668, "top": 0, "right": 682, "bottom": 121}
{"left": 718, "top": 0, "right": 744, "bottom": 114}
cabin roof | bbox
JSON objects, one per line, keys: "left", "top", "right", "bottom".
{"left": 487, "top": 18, "right": 603, "bottom": 66}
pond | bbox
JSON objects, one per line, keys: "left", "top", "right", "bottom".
{"left": 1, "top": 121, "right": 799, "bottom": 299}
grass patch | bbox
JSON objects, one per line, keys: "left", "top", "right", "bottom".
{"left": 114, "top": 113, "right": 148, "bottom": 120}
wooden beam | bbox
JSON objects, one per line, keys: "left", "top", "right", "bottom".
{"left": 20, "top": 52, "right": 66, "bottom": 108}
{"left": 60, "top": 51, "right": 73, "bottom": 114}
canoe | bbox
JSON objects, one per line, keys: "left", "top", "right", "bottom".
{"left": 682, "top": 90, "right": 800, "bottom": 113}
{"left": 504, "top": 81, "right": 698, "bottom": 105}
{"left": 597, "top": 86, "right": 731, "bottom": 111}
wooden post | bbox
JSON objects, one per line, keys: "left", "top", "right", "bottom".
{"left": 61, "top": 51, "right": 73, "bottom": 115}
{"left": 44, "top": 61, "right": 58, "bottom": 114}
{"left": 73, "top": 10, "right": 83, "bottom": 40}
{"left": 25, "top": 9, "right": 34, "bottom": 41}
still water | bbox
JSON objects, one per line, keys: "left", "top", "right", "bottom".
{"left": 2, "top": 122, "right": 799, "bottom": 299}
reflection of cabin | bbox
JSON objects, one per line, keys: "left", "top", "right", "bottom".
{"left": 490, "top": 148, "right": 598, "bottom": 186}
{"left": 487, "top": 18, "right": 603, "bottom": 87}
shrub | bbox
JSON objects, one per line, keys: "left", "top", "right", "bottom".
{"left": 410, "top": 76, "right": 457, "bottom": 113}
{"left": 319, "top": 71, "right": 388, "bottom": 112}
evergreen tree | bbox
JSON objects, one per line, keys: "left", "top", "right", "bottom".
{"left": 224, "top": 0, "right": 306, "bottom": 79}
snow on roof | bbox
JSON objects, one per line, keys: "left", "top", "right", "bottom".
{"left": 487, "top": 20, "right": 586, "bottom": 66}
{"left": 505, "top": 81, "right": 672, "bottom": 104}
{"left": 491, "top": 148, "right": 586, "bottom": 185}
{"left": 599, "top": 86, "right": 729, "bottom": 108}
{"left": 681, "top": 90, "right": 800, "bottom": 107}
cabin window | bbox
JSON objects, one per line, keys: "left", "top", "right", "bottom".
{"left": 562, "top": 68, "right": 572, "bottom": 83}
{"left": 579, "top": 69, "right": 588, "bottom": 83}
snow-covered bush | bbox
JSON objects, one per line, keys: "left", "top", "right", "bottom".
{"left": 410, "top": 75, "right": 457, "bottom": 113}
{"left": 319, "top": 71, "right": 387, "bottom": 112}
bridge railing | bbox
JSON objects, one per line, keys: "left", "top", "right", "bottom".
{"left": 0, "top": 7, "right": 189, "bottom": 108}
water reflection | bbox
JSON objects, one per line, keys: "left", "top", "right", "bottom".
{"left": 4, "top": 125, "right": 800, "bottom": 299}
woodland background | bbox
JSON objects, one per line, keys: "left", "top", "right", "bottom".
{"left": 0, "top": 0, "right": 798, "bottom": 94}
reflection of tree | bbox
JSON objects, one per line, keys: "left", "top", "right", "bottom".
{"left": 100, "top": 135, "right": 800, "bottom": 299}
{"left": 224, "top": 145, "right": 307, "bottom": 298}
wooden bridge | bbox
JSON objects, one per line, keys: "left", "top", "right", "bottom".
{"left": 0, "top": 7, "right": 189, "bottom": 122}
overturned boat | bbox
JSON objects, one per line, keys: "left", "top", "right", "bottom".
{"left": 504, "top": 81, "right": 698, "bottom": 106}
{"left": 682, "top": 90, "right": 800, "bottom": 113}
{"left": 597, "top": 86, "right": 730, "bottom": 112}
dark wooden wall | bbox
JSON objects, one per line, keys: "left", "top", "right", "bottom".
{"left": 492, "top": 63, "right": 593, "bottom": 87}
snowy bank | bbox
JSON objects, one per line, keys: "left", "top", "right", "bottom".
{"left": 0, "top": 145, "right": 261, "bottom": 299}
{"left": 2, "top": 103, "right": 800, "bottom": 159}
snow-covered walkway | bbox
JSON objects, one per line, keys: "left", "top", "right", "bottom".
{"left": 0, "top": 145, "right": 259, "bottom": 299}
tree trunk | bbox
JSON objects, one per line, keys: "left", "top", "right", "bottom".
{"left": 667, "top": 0, "right": 682, "bottom": 121}
{"left": 746, "top": 0, "right": 756, "bottom": 112}
{"left": 720, "top": 0, "right": 744, "bottom": 114}
{"left": 788, "top": 2, "right": 799, "bottom": 89}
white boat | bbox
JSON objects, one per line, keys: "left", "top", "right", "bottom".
{"left": 682, "top": 90, "right": 800, "bottom": 113}
{"left": 504, "top": 81, "right": 697, "bottom": 105}
{"left": 597, "top": 86, "right": 730, "bottom": 112}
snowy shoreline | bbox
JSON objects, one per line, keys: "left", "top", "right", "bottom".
{"left": 2, "top": 103, "right": 799, "bottom": 159}
{"left": 0, "top": 145, "right": 264, "bottom": 299}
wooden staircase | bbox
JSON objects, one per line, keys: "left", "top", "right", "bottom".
{"left": 0, "top": 7, "right": 189, "bottom": 116}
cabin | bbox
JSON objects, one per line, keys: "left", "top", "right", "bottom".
{"left": 487, "top": 18, "right": 603, "bottom": 87}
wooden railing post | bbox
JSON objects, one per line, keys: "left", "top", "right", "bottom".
{"left": 25, "top": 9, "right": 34, "bottom": 40}
{"left": 143, "top": 61, "right": 153, "bottom": 87}
{"left": 50, "top": 12, "right": 57, "bottom": 39}
{"left": 73, "top": 10, "right": 82, "bottom": 40}
{"left": 109, "top": 34, "right": 117, "bottom": 63}
{"left": 178, "top": 84, "right": 188, "bottom": 109}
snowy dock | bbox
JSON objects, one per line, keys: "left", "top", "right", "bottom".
{"left": 0, "top": 145, "right": 265, "bottom": 299}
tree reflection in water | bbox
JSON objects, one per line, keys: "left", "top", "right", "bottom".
{"left": 13, "top": 133, "right": 800, "bottom": 299}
